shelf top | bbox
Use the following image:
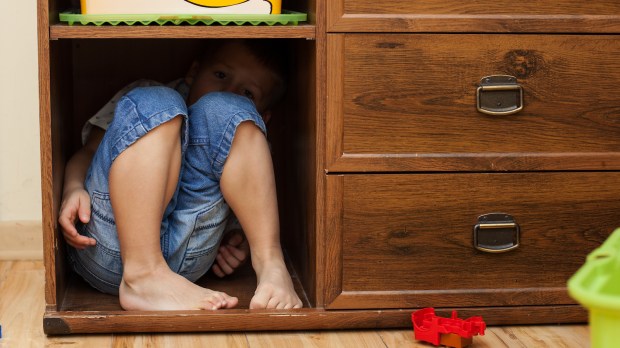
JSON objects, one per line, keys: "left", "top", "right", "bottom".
{"left": 50, "top": 11, "right": 314, "bottom": 40}
{"left": 50, "top": 23, "right": 316, "bottom": 39}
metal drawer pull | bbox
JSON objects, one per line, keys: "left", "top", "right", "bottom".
{"left": 473, "top": 213, "right": 520, "bottom": 253}
{"left": 476, "top": 75, "right": 523, "bottom": 116}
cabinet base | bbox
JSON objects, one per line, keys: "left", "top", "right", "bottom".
{"left": 43, "top": 305, "right": 587, "bottom": 335}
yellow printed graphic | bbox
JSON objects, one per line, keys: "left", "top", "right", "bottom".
{"left": 184, "top": 0, "right": 280, "bottom": 14}
{"left": 185, "top": 0, "right": 248, "bottom": 7}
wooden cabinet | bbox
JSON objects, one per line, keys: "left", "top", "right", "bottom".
{"left": 323, "top": 0, "right": 620, "bottom": 329}
{"left": 39, "top": 0, "right": 620, "bottom": 334}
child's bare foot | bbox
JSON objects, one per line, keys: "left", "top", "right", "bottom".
{"left": 250, "top": 258, "right": 303, "bottom": 309}
{"left": 119, "top": 265, "right": 238, "bottom": 311}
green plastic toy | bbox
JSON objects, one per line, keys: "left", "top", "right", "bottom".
{"left": 59, "top": 10, "right": 306, "bottom": 26}
{"left": 568, "top": 227, "right": 620, "bottom": 348}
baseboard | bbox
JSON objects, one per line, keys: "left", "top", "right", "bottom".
{"left": 0, "top": 221, "right": 43, "bottom": 260}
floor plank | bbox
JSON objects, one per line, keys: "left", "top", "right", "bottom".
{"left": 112, "top": 333, "right": 248, "bottom": 348}
{"left": 0, "top": 261, "right": 591, "bottom": 347}
{"left": 378, "top": 329, "right": 434, "bottom": 347}
{"left": 491, "top": 325, "right": 591, "bottom": 347}
{"left": 246, "top": 330, "right": 389, "bottom": 348}
{"left": 0, "top": 261, "right": 47, "bottom": 346}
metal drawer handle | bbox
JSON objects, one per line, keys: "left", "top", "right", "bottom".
{"left": 473, "top": 213, "right": 520, "bottom": 253}
{"left": 476, "top": 75, "right": 523, "bottom": 116}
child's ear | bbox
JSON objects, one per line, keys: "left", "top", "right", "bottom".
{"left": 185, "top": 60, "right": 201, "bottom": 84}
{"left": 261, "top": 110, "right": 272, "bottom": 124}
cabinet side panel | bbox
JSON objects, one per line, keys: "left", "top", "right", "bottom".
{"left": 271, "top": 39, "right": 318, "bottom": 307}
{"left": 38, "top": 0, "right": 57, "bottom": 308}
{"left": 47, "top": 40, "right": 75, "bottom": 310}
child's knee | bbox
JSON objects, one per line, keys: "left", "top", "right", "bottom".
{"left": 104, "top": 86, "right": 188, "bottom": 165}
{"left": 123, "top": 86, "right": 187, "bottom": 120}
{"left": 190, "top": 92, "right": 256, "bottom": 120}
{"left": 125, "top": 85, "right": 183, "bottom": 103}
{"left": 189, "top": 92, "right": 266, "bottom": 138}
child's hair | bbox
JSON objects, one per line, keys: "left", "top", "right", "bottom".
{"left": 199, "top": 39, "right": 289, "bottom": 109}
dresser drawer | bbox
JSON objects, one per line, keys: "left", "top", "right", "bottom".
{"left": 324, "top": 172, "right": 620, "bottom": 309}
{"left": 327, "top": 1, "right": 620, "bottom": 32}
{"left": 326, "top": 34, "right": 620, "bottom": 173}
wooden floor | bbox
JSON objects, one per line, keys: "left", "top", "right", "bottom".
{"left": 0, "top": 260, "right": 591, "bottom": 347}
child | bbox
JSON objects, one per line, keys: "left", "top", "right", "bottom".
{"left": 58, "top": 39, "right": 303, "bottom": 311}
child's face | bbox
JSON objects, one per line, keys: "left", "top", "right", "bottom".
{"left": 188, "top": 41, "right": 279, "bottom": 121}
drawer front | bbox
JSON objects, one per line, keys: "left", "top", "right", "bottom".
{"left": 324, "top": 172, "right": 620, "bottom": 309}
{"left": 327, "top": 1, "right": 620, "bottom": 33}
{"left": 326, "top": 34, "right": 620, "bottom": 173}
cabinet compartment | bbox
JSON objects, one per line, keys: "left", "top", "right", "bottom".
{"left": 324, "top": 172, "right": 620, "bottom": 312}
{"left": 42, "top": 37, "right": 320, "bottom": 333}
{"left": 326, "top": 34, "right": 620, "bottom": 173}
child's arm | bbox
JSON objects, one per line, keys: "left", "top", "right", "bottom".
{"left": 58, "top": 127, "right": 105, "bottom": 249}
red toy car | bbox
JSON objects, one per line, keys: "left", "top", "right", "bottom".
{"left": 412, "top": 308, "right": 486, "bottom": 348}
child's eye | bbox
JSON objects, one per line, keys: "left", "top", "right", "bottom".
{"left": 244, "top": 90, "right": 255, "bottom": 100}
{"left": 214, "top": 71, "right": 226, "bottom": 79}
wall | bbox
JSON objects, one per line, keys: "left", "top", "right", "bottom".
{"left": 0, "top": 1, "right": 43, "bottom": 258}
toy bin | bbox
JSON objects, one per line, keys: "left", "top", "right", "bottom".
{"left": 80, "top": 0, "right": 282, "bottom": 15}
{"left": 568, "top": 228, "right": 620, "bottom": 348}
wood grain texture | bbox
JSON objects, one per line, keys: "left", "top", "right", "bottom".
{"left": 246, "top": 330, "right": 387, "bottom": 347}
{"left": 328, "top": 0, "right": 620, "bottom": 33}
{"left": 323, "top": 175, "right": 344, "bottom": 306}
{"left": 50, "top": 25, "right": 317, "bottom": 40}
{"left": 325, "top": 172, "right": 620, "bottom": 310}
{"left": 0, "top": 260, "right": 590, "bottom": 345}
{"left": 38, "top": 0, "right": 53, "bottom": 306}
{"left": 341, "top": 0, "right": 620, "bottom": 14}
{"left": 38, "top": 0, "right": 66, "bottom": 311}
{"left": 327, "top": 34, "right": 620, "bottom": 172}
{"left": 325, "top": 34, "right": 345, "bottom": 171}
{"left": 0, "top": 261, "right": 50, "bottom": 345}
{"left": 312, "top": 0, "right": 327, "bottom": 308}
{"left": 379, "top": 325, "right": 591, "bottom": 348}
{"left": 43, "top": 306, "right": 587, "bottom": 334}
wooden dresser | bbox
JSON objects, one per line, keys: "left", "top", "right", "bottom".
{"left": 39, "top": 0, "right": 620, "bottom": 334}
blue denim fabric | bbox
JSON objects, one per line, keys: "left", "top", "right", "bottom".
{"left": 67, "top": 87, "right": 266, "bottom": 295}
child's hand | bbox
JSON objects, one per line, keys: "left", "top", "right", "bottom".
{"left": 58, "top": 188, "right": 96, "bottom": 249}
{"left": 212, "top": 229, "right": 249, "bottom": 278}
